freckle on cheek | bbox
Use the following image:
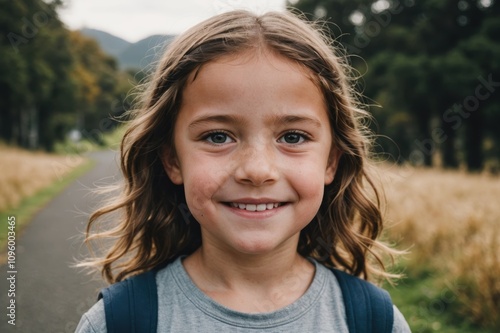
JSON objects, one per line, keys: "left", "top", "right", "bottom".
{"left": 186, "top": 175, "right": 225, "bottom": 213}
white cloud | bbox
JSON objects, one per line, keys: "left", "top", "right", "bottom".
{"left": 59, "top": 0, "right": 286, "bottom": 42}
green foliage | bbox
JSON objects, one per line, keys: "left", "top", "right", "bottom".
{"left": 386, "top": 266, "right": 497, "bottom": 333}
{"left": 290, "top": 0, "right": 500, "bottom": 171}
{"left": 0, "top": 0, "right": 137, "bottom": 151}
{"left": 54, "top": 124, "right": 127, "bottom": 155}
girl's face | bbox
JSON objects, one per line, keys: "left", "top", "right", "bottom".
{"left": 164, "top": 49, "right": 337, "bottom": 257}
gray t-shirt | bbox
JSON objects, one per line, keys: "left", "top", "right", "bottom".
{"left": 76, "top": 257, "right": 411, "bottom": 332}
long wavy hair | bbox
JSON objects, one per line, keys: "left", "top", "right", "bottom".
{"left": 81, "top": 10, "right": 399, "bottom": 284}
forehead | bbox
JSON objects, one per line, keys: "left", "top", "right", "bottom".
{"left": 181, "top": 49, "right": 325, "bottom": 110}
{"left": 189, "top": 48, "right": 315, "bottom": 81}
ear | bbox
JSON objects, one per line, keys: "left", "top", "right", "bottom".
{"left": 325, "top": 147, "right": 342, "bottom": 185}
{"left": 160, "top": 149, "right": 183, "bottom": 185}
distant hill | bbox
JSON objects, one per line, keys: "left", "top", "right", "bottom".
{"left": 119, "top": 34, "right": 175, "bottom": 70}
{"left": 80, "top": 28, "right": 130, "bottom": 58}
{"left": 80, "top": 28, "right": 176, "bottom": 70}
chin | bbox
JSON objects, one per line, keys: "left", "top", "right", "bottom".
{"left": 231, "top": 236, "right": 292, "bottom": 256}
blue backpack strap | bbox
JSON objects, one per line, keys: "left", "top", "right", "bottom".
{"left": 98, "top": 269, "right": 158, "bottom": 333}
{"left": 332, "top": 269, "right": 394, "bottom": 333}
{"left": 97, "top": 264, "right": 391, "bottom": 333}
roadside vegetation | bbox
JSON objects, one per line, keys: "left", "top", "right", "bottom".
{"left": 381, "top": 165, "right": 500, "bottom": 332}
{"left": 0, "top": 144, "right": 93, "bottom": 252}
{"left": 0, "top": 124, "right": 125, "bottom": 254}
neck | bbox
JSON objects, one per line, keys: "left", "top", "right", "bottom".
{"left": 204, "top": 244, "right": 304, "bottom": 286}
{"left": 182, "top": 240, "right": 315, "bottom": 312}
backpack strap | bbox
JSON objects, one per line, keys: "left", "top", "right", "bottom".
{"left": 98, "top": 269, "right": 158, "bottom": 333}
{"left": 332, "top": 269, "right": 394, "bottom": 333}
{"left": 98, "top": 265, "right": 392, "bottom": 333}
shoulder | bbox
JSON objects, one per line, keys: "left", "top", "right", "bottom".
{"left": 323, "top": 265, "right": 411, "bottom": 332}
{"left": 75, "top": 299, "right": 107, "bottom": 333}
{"left": 392, "top": 305, "right": 412, "bottom": 333}
{"left": 75, "top": 261, "right": 177, "bottom": 333}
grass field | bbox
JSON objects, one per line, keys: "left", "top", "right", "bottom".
{"left": 0, "top": 144, "right": 87, "bottom": 210}
{"left": 0, "top": 144, "right": 93, "bottom": 254}
{"left": 379, "top": 164, "right": 500, "bottom": 332}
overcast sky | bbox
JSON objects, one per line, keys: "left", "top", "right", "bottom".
{"left": 59, "top": 0, "right": 287, "bottom": 42}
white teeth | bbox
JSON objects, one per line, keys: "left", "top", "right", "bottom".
{"left": 229, "top": 202, "right": 281, "bottom": 211}
{"left": 256, "top": 204, "right": 266, "bottom": 211}
{"left": 246, "top": 204, "right": 257, "bottom": 211}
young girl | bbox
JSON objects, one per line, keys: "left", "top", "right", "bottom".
{"left": 76, "top": 10, "right": 410, "bottom": 333}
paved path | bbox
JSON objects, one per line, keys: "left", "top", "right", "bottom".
{"left": 1, "top": 150, "right": 121, "bottom": 333}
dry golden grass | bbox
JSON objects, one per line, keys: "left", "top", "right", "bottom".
{"left": 0, "top": 144, "right": 85, "bottom": 211}
{"left": 378, "top": 164, "right": 500, "bottom": 327}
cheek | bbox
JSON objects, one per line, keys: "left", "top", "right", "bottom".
{"left": 289, "top": 159, "right": 328, "bottom": 192}
{"left": 292, "top": 163, "right": 325, "bottom": 214}
{"left": 183, "top": 165, "right": 231, "bottom": 216}
{"left": 295, "top": 175, "right": 325, "bottom": 226}
{"left": 297, "top": 175, "right": 325, "bottom": 204}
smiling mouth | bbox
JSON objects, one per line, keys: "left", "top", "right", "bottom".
{"left": 226, "top": 202, "right": 284, "bottom": 212}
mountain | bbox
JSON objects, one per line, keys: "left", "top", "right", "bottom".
{"left": 80, "top": 28, "right": 176, "bottom": 70}
{"left": 80, "top": 28, "right": 130, "bottom": 58}
{"left": 119, "top": 34, "right": 175, "bottom": 70}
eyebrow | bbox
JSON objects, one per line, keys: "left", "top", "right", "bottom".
{"left": 188, "top": 114, "right": 244, "bottom": 129}
{"left": 187, "top": 113, "right": 323, "bottom": 129}
{"left": 270, "top": 114, "right": 322, "bottom": 128}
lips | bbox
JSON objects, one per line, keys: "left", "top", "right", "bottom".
{"left": 229, "top": 202, "right": 281, "bottom": 212}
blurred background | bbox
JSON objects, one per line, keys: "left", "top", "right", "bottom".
{"left": 0, "top": 0, "right": 499, "bottom": 332}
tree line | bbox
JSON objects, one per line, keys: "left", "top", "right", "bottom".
{"left": 2, "top": 0, "right": 498, "bottom": 171}
{"left": 290, "top": 0, "right": 500, "bottom": 171}
{"left": 0, "top": 0, "right": 136, "bottom": 151}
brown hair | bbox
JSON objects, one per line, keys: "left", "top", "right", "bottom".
{"left": 81, "top": 10, "right": 398, "bottom": 284}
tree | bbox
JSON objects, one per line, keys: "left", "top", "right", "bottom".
{"left": 289, "top": 0, "right": 500, "bottom": 170}
{"left": 0, "top": 0, "right": 76, "bottom": 149}
{"left": 0, "top": 0, "right": 134, "bottom": 150}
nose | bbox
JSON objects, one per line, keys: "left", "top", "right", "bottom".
{"left": 234, "top": 141, "right": 279, "bottom": 186}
